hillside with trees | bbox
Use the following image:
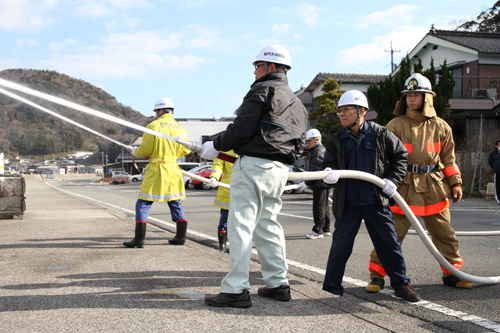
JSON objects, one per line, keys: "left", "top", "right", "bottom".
{"left": 0, "top": 69, "right": 151, "bottom": 160}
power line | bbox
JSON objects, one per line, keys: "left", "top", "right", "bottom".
{"left": 385, "top": 41, "right": 401, "bottom": 72}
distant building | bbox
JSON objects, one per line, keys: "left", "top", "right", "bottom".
{"left": 303, "top": 73, "right": 387, "bottom": 129}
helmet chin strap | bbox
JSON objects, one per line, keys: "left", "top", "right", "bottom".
{"left": 264, "top": 62, "right": 289, "bottom": 75}
{"left": 347, "top": 106, "right": 362, "bottom": 130}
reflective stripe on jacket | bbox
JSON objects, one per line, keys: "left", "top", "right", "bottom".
{"left": 386, "top": 106, "right": 462, "bottom": 216}
{"left": 134, "top": 113, "right": 190, "bottom": 202}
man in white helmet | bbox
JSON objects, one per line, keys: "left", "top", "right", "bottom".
{"left": 367, "top": 73, "right": 471, "bottom": 292}
{"left": 322, "top": 90, "right": 420, "bottom": 302}
{"left": 123, "top": 97, "right": 191, "bottom": 248}
{"left": 202, "top": 45, "right": 308, "bottom": 308}
{"left": 299, "top": 128, "right": 331, "bottom": 239}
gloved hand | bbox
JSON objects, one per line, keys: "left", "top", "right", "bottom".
{"left": 451, "top": 184, "right": 463, "bottom": 203}
{"left": 382, "top": 178, "right": 397, "bottom": 198}
{"left": 297, "top": 182, "right": 308, "bottom": 192}
{"left": 132, "top": 147, "right": 139, "bottom": 158}
{"left": 124, "top": 145, "right": 135, "bottom": 151}
{"left": 209, "top": 177, "right": 218, "bottom": 188}
{"left": 323, "top": 167, "right": 340, "bottom": 184}
{"left": 200, "top": 141, "right": 219, "bottom": 160}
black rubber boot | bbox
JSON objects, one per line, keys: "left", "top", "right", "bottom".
{"left": 169, "top": 220, "right": 188, "bottom": 245}
{"left": 123, "top": 223, "right": 146, "bottom": 248}
{"left": 218, "top": 232, "right": 228, "bottom": 253}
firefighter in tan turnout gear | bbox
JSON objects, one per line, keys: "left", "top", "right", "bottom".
{"left": 367, "top": 73, "right": 472, "bottom": 292}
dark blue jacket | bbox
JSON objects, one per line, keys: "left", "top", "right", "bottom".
{"left": 489, "top": 148, "right": 500, "bottom": 173}
{"left": 322, "top": 122, "right": 408, "bottom": 219}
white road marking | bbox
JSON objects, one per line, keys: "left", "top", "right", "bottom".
{"left": 46, "top": 182, "right": 500, "bottom": 333}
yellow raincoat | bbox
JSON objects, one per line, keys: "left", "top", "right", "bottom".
{"left": 133, "top": 113, "right": 190, "bottom": 202}
{"left": 387, "top": 93, "right": 462, "bottom": 216}
{"left": 209, "top": 150, "right": 238, "bottom": 210}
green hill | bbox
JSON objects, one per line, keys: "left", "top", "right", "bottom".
{"left": 0, "top": 69, "right": 150, "bottom": 160}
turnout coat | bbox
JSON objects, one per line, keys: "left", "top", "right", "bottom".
{"left": 133, "top": 113, "right": 190, "bottom": 202}
{"left": 387, "top": 93, "right": 462, "bottom": 216}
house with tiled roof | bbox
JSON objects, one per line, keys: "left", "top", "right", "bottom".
{"left": 302, "top": 73, "right": 387, "bottom": 130}
{"left": 394, "top": 27, "right": 500, "bottom": 143}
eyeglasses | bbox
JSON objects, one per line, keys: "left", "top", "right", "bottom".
{"left": 337, "top": 106, "right": 356, "bottom": 114}
{"left": 254, "top": 63, "right": 265, "bottom": 70}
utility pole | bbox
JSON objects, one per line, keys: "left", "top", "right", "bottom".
{"left": 385, "top": 41, "right": 401, "bottom": 72}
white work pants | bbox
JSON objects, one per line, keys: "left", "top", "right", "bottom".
{"left": 220, "top": 156, "right": 289, "bottom": 293}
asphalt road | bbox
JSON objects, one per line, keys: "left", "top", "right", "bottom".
{"left": 49, "top": 178, "right": 500, "bottom": 332}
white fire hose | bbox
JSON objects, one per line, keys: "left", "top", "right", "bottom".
{"left": 0, "top": 78, "right": 497, "bottom": 284}
{"left": 288, "top": 170, "right": 500, "bottom": 285}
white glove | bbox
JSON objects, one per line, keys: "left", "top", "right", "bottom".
{"left": 132, "top": 147, "right": 139, "bottom": 158}
{"left": 297, "top": 182, "right": 308, "bottom": 191}
{"left": 200, "top": 141, "right": 219, "bottom": 160}
{"left": 209, "top": 177, "right": 218, "bottom": 188}
{"left": 124, "top": 145, "right": 135, "bottom": 151}
{"left": 382, "top": 178, "right": 397, "bottom": 198}
{"left": 323, "top": 167, "right": 340, "bottom": 184}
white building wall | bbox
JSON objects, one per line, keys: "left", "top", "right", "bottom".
{"left": 178, "top": 120, "right": 232, "bottom": 144}
{"left": 413, "top": 46, "right": 478, "bottom": 69}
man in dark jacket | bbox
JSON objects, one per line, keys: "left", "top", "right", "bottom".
{"left": 299, "top": 128, "right": 331, "bottom": 239}
{"left": 321, "top": 90, "right": 420, "bottom": 302}
{"left": 201, "top": 45, "right": 308, "bottom": 308}
{"left": 488, "top": 140, "right": 500, "bottom": 204}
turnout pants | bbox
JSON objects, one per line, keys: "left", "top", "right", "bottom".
{"left": 323, "top": 204, "right": 410, "bottom": 296}
{"left": 220, "top": 156, "right": 289, "bottom": 293}
{"left": 369, "top": 208, "right": 463, "bottom": 279}
{"left": 312, "top": 187, "right": 331, "bottom": 234}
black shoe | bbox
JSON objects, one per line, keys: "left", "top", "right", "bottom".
{"left": 258, "top": 284, "right": 291, "bottom": 302}
{"left": 123, "top": 239, "right": 144, "bottom": 248}
{"left": 394, "top": 283, "right": 421, "bottom": 302}
{"left": 442, "top": 275, "right": 472, "bottom": 289}
{"left": 205, "top": 290, "right": 252, "bottom": 308}
{"left": 366, "top": 278, "right": 385, "bottom": 293}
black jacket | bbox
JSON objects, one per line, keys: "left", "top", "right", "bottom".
{"left": 322, "top": 122, "right": 408, "bottom": 219}
{"left": 488, "top": 149, "right": 500, "bottom": 173}
{"left": 214, "top": 72, "right": 308, "bottom": 165}
{"left": 306, "top": 143, "right": 329, "bottom": 188}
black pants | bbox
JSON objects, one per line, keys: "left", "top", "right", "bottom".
{"left": 496, "top": 173, "right": 500, "bottom": 203}
{"left": 312, "top": 187, "right": 331, "bottom": 234}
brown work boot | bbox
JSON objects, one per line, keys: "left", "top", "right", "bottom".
{"left": 442, "top": 274, "right": 472, "bottom": 289}
{"left": 394, "top": 283, "right": 421, "bottom": 302}
{"left": 366, "top": 278, "right": 385, "bottom": 293}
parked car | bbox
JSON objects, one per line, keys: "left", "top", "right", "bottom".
{"left": 177, "top": 162, "right": 201, "bottom": 171}
{"left": 181, "top": 164, "right": 212, "bottom": 189}
{"left": 189, "top": 167, "right": 216, "bottom": 190}
{"left": 111, "top": 171, "right": 143, "bottom": 184}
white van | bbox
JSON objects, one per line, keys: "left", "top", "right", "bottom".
{"left": 177, "top": 162, "right": 201, "bottom": 171}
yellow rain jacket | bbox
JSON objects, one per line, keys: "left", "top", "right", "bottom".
{"left": 387, "top": 93, "right": 462, "bottom": 216}
{"left": 209, "top": 150, "right": 238, "bottom": 210}
{"left": 133, "top": 113, "right": 190, "bottom": 202}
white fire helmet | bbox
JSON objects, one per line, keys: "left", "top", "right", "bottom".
{"left": 402, "top": 73, "right": 436, "bottom": 96}
{"left": 337, "top": 90, "right": 369, "bottom": 109}
{"left": 154, "top": 97, "right": 174, "bottom": 112}
{"left": 253, "top": 44, "right": 292, "bottom": 69}
{"left": 306, "top": 129, "right": 321, "bottom": 140}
